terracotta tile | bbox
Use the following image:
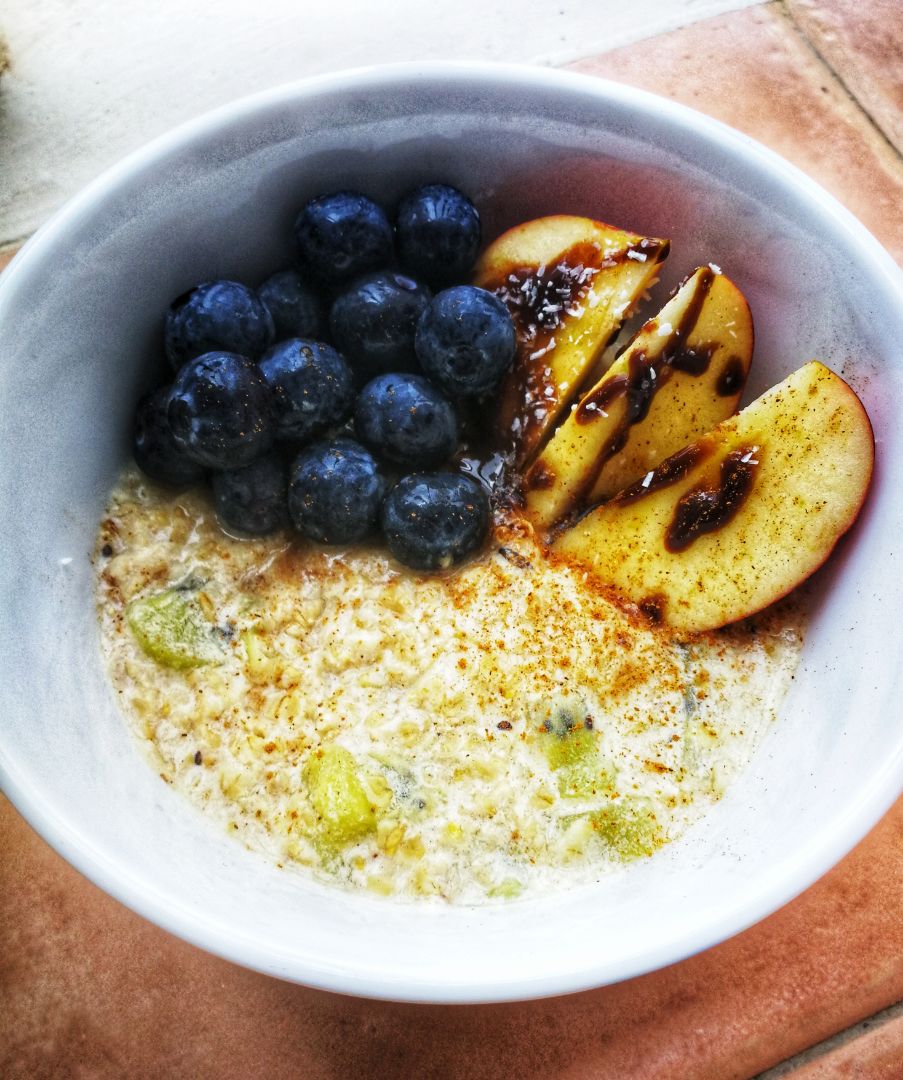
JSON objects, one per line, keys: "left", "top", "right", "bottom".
{"left": 4, "top": 6, "right": 903, "bottom": 1077}
{"left": 2, "top": 792, "right": 903, "bottom": 1079}
{"left": 786, "top": 0, "right": 903, "bottom": 157}
{"left": 786, "top": 1011, "right": 903, "bottom": 1078}
{"left": 568, "top": 3, "right": 903, "bottom": 265}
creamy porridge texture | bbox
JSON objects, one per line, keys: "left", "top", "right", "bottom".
{"left": 100, "top": 188, "right": 874, "bottom": 904}
{"left": 96, "top": 471, "right": 804, "bottom": 903}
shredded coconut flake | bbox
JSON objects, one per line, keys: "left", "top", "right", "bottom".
{"left": 529, "top": 338, "right": 556, "bottom": 361}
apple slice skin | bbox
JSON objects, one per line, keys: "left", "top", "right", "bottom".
{"left": 473, "top": 215, "right": 669, "bottom": 467}
{"left": 523, "top": 266, "right": 753, "bottom": 531}
{"left": 550, "top": 362, "right": 874, "bottom": 634}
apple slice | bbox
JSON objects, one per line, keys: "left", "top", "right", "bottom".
{"left": 523, "top": 266, "right": 753, "bottom": 530}
{"left": 473, "top": 215, "right": 669, "bottom": 467}
{"left": 551, "top": 362, "right": 874, "bottom": 633}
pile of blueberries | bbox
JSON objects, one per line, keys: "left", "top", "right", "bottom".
{"left": 133, "top": 184, "right": 518, "bottom": 570}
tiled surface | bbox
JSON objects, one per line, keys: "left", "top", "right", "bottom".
{"left": 2, "top": 792, "right": 902, "bottom": 1079}
{"left": 763, "top": 1006, "right": 903, "bottom": 1078}
{"left": 3, "top": 2, "right": 903, "bottom": 1077}
{"left": 786, "top": 0, "right": 903, "bottom": 157}
{"left": 569, "top": 2, "right": 903, "bottom": 265}
{"left": 789, "top": 1013, "right": 903, "bottom": 1079}
{"left": 0, "top": 0, "right": 760, "bottom": 244}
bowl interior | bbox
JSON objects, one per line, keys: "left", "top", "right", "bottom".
{"left": 1, "top": 66, "right": 902, "bottom": 1002}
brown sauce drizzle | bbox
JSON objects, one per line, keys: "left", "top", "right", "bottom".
{"left": 451, "top": 399, "right": 521, "bottom": 509}
{"left": 525, "top": 460, "right": 555, "bottom": 490}
{"left": 487, "top": 237, "right": 670, "bottom": 461}
{"left": 638, "top": 596, "right": 665, "bottom": 625}
{"left": 665, "top": 447, "right": 759, "bottom": 553}
{"left": 490, "top": 241, "right": 613, "bottom": 352}
{"left": 614, "top": 443, "right": 710, "bottom": 505}
{"left": 565, "top": 268, "right": 718, "bottom": 507}
{"left": 671, "top": 344, "right": 715, "bottom": 376}
{"left": 716, "top": 356, "right": 746, "bottom": 397}
{"left": 574, "top": 270, "right": 717, "bottom": 432}
{"left": 576, "top": 373, "right": 629, "bottom": 422}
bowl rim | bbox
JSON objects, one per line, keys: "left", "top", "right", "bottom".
{"left": 2, "top": 59, "right": 903, "bottom": 1004}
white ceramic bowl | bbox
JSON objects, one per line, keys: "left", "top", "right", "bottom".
{"left": 1, "top": 64, "right": 902, "bottom": 1004}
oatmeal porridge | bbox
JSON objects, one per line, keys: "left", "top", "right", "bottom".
{"left": 96, "top": 471, "right": 804, "bottom": 903}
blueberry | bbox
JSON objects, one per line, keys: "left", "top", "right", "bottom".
{"left": 355, "top": 374, "right": 458, "bottom": 468}
{"left": 167, "top": 352, "right": 274, "bottom": 469}
{"left": 288, "top": 437, "right": 386, "bottom": 545}
{"left": 258, "top": 339, "right": 355, "bottom": 442}
{"left": 294, "top": 191, "right": 393, "bottom": 285}
{"left": 381, "top": 472, "right": 490, "bottom": 570}
{"left": 415, "top": 286, "right": 516, "bottom": 398}
{"left": 330, "top": 272, "right": 431, "bottom": 379}
{"left": 258, "top": 269, "right": 324, "bottom": 340}
{"left": 212, "top": 451, "right": 288, "bottom": 536}
{"left": 132, "top": 386, "right": 206, "bottom": 489}
{"left": 396, "top": 184, "right": 481, "bottom": 287}
{"left": 164, "top": 281, "right": 275, "bottom": 371}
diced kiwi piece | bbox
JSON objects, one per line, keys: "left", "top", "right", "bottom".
{"left": 305, "top": 745, "right": 378, "bottom": 848}
{"left": 538, "top": 704, "right": 614, "bottom": 798}
{"left": 126, "top": 589, "right": 222, "bottom": 670}
{"left": 558, "top": 760, "right": 617, "bottom": 799}
{"left": 585, "top": 798, "right": 664, "bottom": 860}
{"left": 540, "top": 698, "right": 587, "bottom": 738}
{"left": 487, "top": 878, "right": 523, "bottom": 899}
{"left": 544, "top": 725, "right": 596, "bottom": 771}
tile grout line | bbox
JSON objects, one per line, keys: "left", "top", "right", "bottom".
{"left": 753, "top": 997, "right": 903, "bottom": 1078}
{"left": 755, "top": 14, "right": 903, "bottom": 1072}
{"left": 777, "top": 0, "right": 903, "bottom": 168}
{"left": 745, "top": 8, "right": 903, "bottom": 1069}
{"left": 1, "top": 238, "right": 26, "bottom": 254}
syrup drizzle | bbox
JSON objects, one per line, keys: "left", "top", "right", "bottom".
{"left": 665, "top": 446, "right": 760, "bottom": 552}
{"left": 523, "top": 268, "right": 728, "bottom": 513}
{"left": 614, "top": 444, "right": 711, "bottom": 506}
{"left": 717, "top": 356, "right": 746, "bottom": 397}
{"left": 485, "top": 237, "right": 669, "bottom": 463}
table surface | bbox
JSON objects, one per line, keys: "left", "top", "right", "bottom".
{"left": 2, "top": 2, "right": 903, "bottom": 1077}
